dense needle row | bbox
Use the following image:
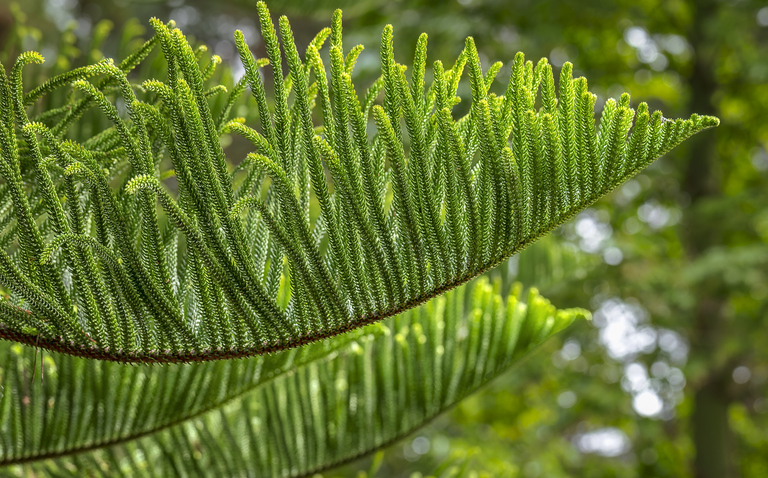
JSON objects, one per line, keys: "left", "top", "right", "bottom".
{"left": 0, "top": 2, "right": 718, "bottom": 362}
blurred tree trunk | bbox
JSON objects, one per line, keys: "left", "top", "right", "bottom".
{"left": 0, "top": 3, "right": 13, "bottom": 55}
{"left": 692, "top": 376, "right": 731, "bottom": 478}
{"left": 683, "top": 1, "right": 732, "bottom": 477}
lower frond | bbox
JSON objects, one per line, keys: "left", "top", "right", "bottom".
{"left": 1, "top": 275, "right": 588, "bottom": 476}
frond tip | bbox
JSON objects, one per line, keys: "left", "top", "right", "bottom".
{"left": 0, "top": 3, "right": 717, "bottom": 363}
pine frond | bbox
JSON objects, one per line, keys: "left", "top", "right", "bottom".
{"left": 0, "top": 3, "right": 718, "bottom": 363}
{"left": 0, "top": 276, "right": 588, "bottom": 475}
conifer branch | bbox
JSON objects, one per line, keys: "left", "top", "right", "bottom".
{"left": 0, "top": 3, "right": 718, "bottom": 363}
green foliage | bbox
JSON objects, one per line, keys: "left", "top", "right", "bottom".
{"left": 0, "top": 0, "right": 727, "bottom": 475}
{"left": 0, "top": 277, "right": 587, "bottom": 476}
{"left": 0, "top": 2, "right": 717, "bottom": 363}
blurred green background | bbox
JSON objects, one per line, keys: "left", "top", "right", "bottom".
{"left": 1, "top": 0, "right": 767, "bottom": 476}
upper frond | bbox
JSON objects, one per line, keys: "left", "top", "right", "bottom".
{"left": 0, "top": 3, "right": 718, "bottom": 363}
